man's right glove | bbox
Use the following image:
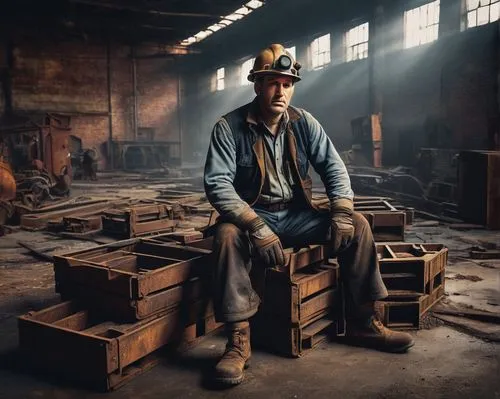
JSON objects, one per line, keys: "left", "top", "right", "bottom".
{"left": 330, "top": 198, "right": 355, "bottom": 254}
{"left": 232, "top": 206, "right": 286, "bottom": 267}
{"left": 247, "top": 217, "right": 286, "bottom": 267}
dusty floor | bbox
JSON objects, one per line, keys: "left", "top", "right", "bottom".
{"left": 0, "top": 178, "right": 499, "bottom": 398}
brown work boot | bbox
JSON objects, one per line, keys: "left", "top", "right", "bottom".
{"left": 214, "top": 321, "right": 251, "bottom": 386}
{"left": 346, "top": 317, "right": 415, "bottom": 353}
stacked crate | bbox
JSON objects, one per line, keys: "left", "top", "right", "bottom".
{"left": 354, "top": 197, "right": 412, "bottom": 242}
{"left": 251, "top": 245, "right": 344, "bottom": 357}
{"left": 101, "top": 203, "right": 177, "bottom": 238}
{"left": 376, "top": 243, "right": 447, "bottom": 329}
{"left": 18, "top": 232, "right": 220, "bottom": 391}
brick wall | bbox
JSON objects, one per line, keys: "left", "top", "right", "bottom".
{"left": 2, "top": 37, "right": 179, "bottom": 169}
{"left": 137, "top": 58, "right": 180, "bottom": 142}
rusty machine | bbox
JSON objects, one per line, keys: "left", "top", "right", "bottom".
{"left": 0, "top": 113, "right": 72, "bottom": 224}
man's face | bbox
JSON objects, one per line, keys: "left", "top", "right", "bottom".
{"left": 255, "top": 75, "right": 295, "bottom": 117}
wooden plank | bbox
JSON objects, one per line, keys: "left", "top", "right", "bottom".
{"left": 295, "top": 266, "right": 338, "bottom": 300}
{"left": 300, "top": 289, "right": 336, "bottom": 323}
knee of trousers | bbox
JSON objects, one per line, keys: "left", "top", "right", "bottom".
{"left": 213, "top": 222, "right": 246, "bottom": 249}
{"left": 351, "top": 211, "right": 372, "bottom": 239}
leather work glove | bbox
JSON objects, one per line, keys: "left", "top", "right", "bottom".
{"left": 247, "top": 218, "right": 286, "bottom": 267}
{"left": 330, "top": 198, "right": 355, "bottom": 254}
{"left": 232, "top": 206, "right": 286, "bottom": 267}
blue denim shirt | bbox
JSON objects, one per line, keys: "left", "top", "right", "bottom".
{"left": 204, "top": 100, "right": 354, "bottom": 219}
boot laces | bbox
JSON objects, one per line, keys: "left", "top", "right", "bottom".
{"left": 224, "top": 329, "right": 245, "bottom": 358}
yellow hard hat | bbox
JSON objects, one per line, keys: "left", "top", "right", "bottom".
{"left": 248, "top": 44, "right": 301, "bottom": 82}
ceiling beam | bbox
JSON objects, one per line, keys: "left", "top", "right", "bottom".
{"left": 69, "top": 0, "right": 222, "bottom": 19}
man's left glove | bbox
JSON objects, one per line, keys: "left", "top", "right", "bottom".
{"left": 330, "top": 198, "right": 355, "bottom": 254}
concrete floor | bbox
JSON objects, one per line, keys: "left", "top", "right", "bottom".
{"left": 0, "top": 315, "right": 498, "bottom": 399}
{"left": 0, "top": 178, "right": 499, "bottom": 398}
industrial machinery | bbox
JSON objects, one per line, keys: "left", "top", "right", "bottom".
{"left": 0, "top": 113, "right": 72, "bottom": 224}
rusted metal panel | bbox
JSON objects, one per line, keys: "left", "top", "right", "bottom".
{"left": 20, "top": 200, "right": 123, "bottom": 230}
{"left": 57, "top": 278, "right": 205, "bottom": 321}
{"left": 18, "top": 300, "right": 216, "bottom": 391}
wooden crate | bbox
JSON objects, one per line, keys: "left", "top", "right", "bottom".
{"left": 17, "top": 300, "right": 218, "bottom": 391}
{"left": 251, "top": 310, "right": 341, "bottom": 358}
{"left": 102, "top": 204, "right": 176, "bottom": 238}
{"left": 56, "top": 277, "right": 207, "bottom": 321}
{"left": 54, "top": 238, "right": 213, "bottom": 321}
{"left": 377, "top": 285, "right": 445, "bottom": 330}
{"left": 260, "top": 263, "right": 340, "bottom": 325}
{"left": 251, "top": 255, "right": 343, "bottom": 357}
{"left": 54, "top": 239, "right": 211, "bottom": 299}
{"left": 377, "top": 243, "right": 448, "bottom": 294}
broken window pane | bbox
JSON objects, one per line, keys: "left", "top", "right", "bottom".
{"left": 479, "top": 0, "right": 491, "bottom": 6}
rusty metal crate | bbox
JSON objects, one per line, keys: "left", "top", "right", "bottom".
{"left": 56, "top": 276, "right": 207, "bottom": 321}
{"left": 53, "top": 239, "right": 212, "bottom": 301}
{"left": 17, "top": 300, "right": 219, "bottom": 391}
{"left": 63, "top": 215, "right": 103, "bottom": 234}
{"left": 102, "top": 204, "right": 177, "bottom": 238}
{"left": 145, "top": 234, "right": 214, "bottom": 251}
{"left": 260, "top": 262, "right": 340, "bottom": 325}
{"left": 355, "top": 199, "right": 407, "bottom": 241}
{"left": 251, "top": 310, "right": 341, "bottom": 358}
{"left": 377, "top": 285, "right": 445, "bottom": 330}
{"left": 354, "top": 196, "right": 414, "bottom": 226}
{"left": 282, "top": 245, "right": 327, "bottom": 275}
{"left": 377, "top": 243, "right": 447, "bottom": 295}
{"left": 144, "top": 230, "right": 204, "bottom": 245}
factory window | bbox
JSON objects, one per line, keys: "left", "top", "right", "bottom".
{"left": 240, "top": 58, "right": 254, "bottom": 86}
{"left": 216, "top": 67, "right": 225, "bottom": 91}
{"left": 465, "top": 0, "right": 500, "bottom": 28}
{"left": 286, "top": 46, "right": 296, "bottom": 60}
{"left": 345, "top": 22, "right": 369, "bottom": 62}
{"left": 310, "top": 34, "right": 331, "bottom": 70}
{"left": 404, "top": 1, "right": 440, "bottom": 48}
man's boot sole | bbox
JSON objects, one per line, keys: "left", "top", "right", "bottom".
{"left": 214, "top": 360, "right": 250, "bottom": 386}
